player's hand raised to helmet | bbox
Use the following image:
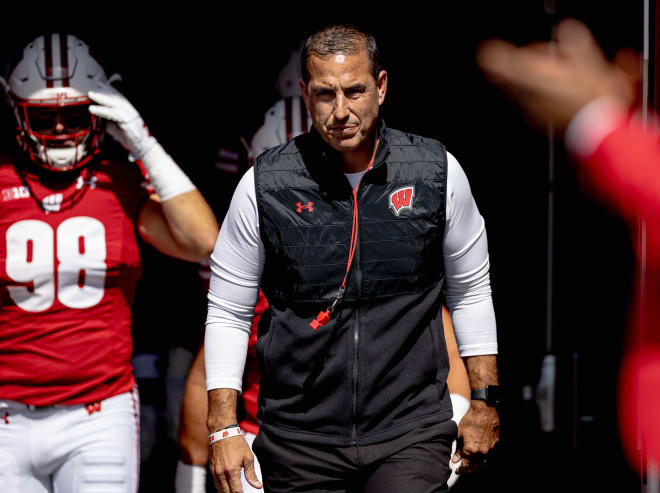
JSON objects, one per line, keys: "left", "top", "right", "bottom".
{"left": 88, "top": 82, "right": 156, "bottom": 160}
{"left": 209, "top": 436, "right": 262, "bottom": 493}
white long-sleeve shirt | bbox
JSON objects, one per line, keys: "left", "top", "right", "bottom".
{"left": 205, "top": 151, "right": 498, "bottom": 392}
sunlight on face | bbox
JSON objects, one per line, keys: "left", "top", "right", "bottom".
{"left": 300, "top": 49, "right": 387, "bottom": 157}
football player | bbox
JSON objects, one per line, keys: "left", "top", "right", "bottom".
{"left": 0, "top": 34, "right": 218, "bottom": 493}
{"left": 250, "top": 94, "right": 312, "bottom": 160}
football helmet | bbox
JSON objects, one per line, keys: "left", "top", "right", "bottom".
{"left": 275, "top": 39, "right": 305, "bottom": 98}
{"left": 1, "top": 34, "right": 110, "bottom": 171}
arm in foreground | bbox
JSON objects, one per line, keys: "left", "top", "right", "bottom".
{"left": 475, "top": 19, "right": 660, "bottom": 257}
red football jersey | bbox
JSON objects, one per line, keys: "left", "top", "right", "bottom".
{"left": 0, "top": 157, "right": 147, "bottom": 406}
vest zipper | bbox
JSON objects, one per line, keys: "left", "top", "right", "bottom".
{"left": 307, "top": 154, "right": 374, "bottom": 443}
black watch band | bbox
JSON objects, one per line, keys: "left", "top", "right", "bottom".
{"left": 471, "top": 385, "right": 503, "bottom": 406}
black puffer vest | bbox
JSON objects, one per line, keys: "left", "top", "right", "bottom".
{"left": 254, "top": 121, "right": 451, "bottom": 446}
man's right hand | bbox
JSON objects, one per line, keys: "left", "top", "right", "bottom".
{"left": 209, "top": 435, "right": 262, "bottom": 493}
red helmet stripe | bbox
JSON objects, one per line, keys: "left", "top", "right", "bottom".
{"left": 44, "top": 34, "right": 54, "bottom": 88}
{"left": 285, "top": 96, "right": 293, "bottom": 142}
{"left": 60, "top": 33, "right": 69, "bottom": 87}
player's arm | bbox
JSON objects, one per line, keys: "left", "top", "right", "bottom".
{"left": 176, "top": 343, "right": 211, "bottom": 492}
{"left": 442, "top": 306, "right": 471, "bottom": 402}
{"left": 88, "top": 83, "right": 218, "bottom": 263}
{"left": 137, "top": 189, "right": 218, "bottom": 263}
{"left": 442, "top": 306, "right": 472, "bottom": 489}
{"left": 442, "top": 152, "right": 499, "bottom": 475}
{"left": 179, "top": 344, "right": 210, "bottom": 465}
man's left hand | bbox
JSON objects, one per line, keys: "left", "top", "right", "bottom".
{"left": 452, "top": 400, "right": 499, "bottom": 474}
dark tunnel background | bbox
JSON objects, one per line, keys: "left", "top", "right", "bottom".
{"left": 0, "top": 2, "right": 646, "bottom": 491}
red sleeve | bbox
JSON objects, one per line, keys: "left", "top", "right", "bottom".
{"left": 581, "top": 120, "right": 660, "bottom": 471}
{"left": 578, "top": 118, "right": 660, "bottom": 266}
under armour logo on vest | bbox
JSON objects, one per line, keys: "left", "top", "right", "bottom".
{"left": 389, "top": 186, "right": 415, "bottom": 216}
{"left": 296, "top": 201, "right": 314, "bottom": 213}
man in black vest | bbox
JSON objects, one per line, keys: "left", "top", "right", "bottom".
{"left": 205, "top": 25, "right": 500, "bottom": 493}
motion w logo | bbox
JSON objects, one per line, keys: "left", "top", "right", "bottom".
{"left": 85, "top": 402, "right": 102, "bottom": 415}
{"left": 389, "top": 186, "right": 415, "bottom": 216}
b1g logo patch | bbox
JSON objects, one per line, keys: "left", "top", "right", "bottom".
{"left": 389, "top": 186, "right": 415, "bottom": 216}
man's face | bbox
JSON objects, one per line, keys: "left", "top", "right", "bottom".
{"left": 300, "top": 49, "right": 387, "bottom": 155}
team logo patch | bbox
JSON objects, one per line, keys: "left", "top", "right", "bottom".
{"left": 42, "top": 193, "right": 64, "bottom": 213}
{"left": 85, "top": 402, "right": 102, "bottom": 416}
{"left": 389, "top": 186, "right": 415, "bottom": 216}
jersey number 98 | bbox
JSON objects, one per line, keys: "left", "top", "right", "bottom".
{"left": 6, "top": 217, "right": 107, "bottom": 312}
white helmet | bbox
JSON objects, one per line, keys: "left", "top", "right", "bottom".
{"left": 275, "top": 39, "right": 305, "bottom": 98}
{"left": 1, "top": 34, "right": 109, "bottom": 171}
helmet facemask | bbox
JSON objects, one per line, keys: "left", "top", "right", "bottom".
{"left": 12, "top": 94, "right": 104, "bottom": 171}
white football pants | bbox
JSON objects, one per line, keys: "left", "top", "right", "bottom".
{"left": 0, "top": 389, "right": 140, "bottom": 493}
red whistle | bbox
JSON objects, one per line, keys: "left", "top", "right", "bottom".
{"left": 310, "top": 310, "right": 330, "bottom": 330}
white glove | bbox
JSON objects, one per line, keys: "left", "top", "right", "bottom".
{"left": 88, "top": 82, "right": 157, "bottom": 160}
{"left": 89, "top": 82, "right": 195, "bottom": 201}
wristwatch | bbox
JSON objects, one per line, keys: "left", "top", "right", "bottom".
{"left": 471, "top": 385, "right": 503, "bottom": 406}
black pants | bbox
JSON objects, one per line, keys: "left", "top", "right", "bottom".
{"left": 252, "top": 420, "right": 457, "bottom": 493}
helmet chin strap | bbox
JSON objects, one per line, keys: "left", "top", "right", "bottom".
{"left": 44, "top": 146, "right": 87, "bottom": 169}
{"left": 29, "top": 133, "right": 91, "bottom": 171}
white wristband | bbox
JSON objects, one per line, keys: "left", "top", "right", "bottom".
{"left": 139, "top": 142, "right": 196, "bottom": 201}
{"left": 209, "top": 426, "right": 242, "bottom": 445}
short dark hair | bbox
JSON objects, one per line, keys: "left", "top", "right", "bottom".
{"left": 300, "top": 25, "right": 382, "bottom": 84}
